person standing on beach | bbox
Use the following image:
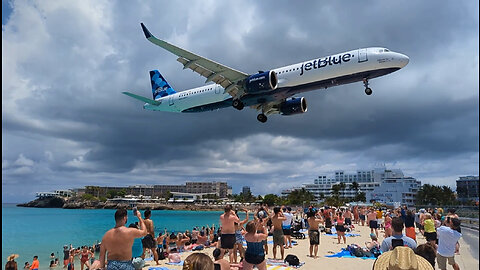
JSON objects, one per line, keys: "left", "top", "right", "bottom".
{"left": 271, "top": 207, "right": 287, "bottom": 260}
{"left": 367, "top": 208, "right": 379, "bottom": 238}
{"left": 380, "top": 217, "right": 417, "bottom": 252}
{"left": 282, "top": 207, "right": 294, "bottom": 249}
{"left": 307, "top": 209, "right": 323, "bottom": 258}
{"left": 29, "top": 256, "right": 39, "bottom": 270}
{"left": 436, "top": 217, "right": 462, "bottom": 270}
{"left": 220, "top": 204, "right": 240, "bottom": 263}
{"left": 359, "top": 207, "right": 366, "bottom": 226}
{"left": 140, "top": 209, "right": 159, "bottom": 265}
{"left": 100, "top": 208, "right": 147, "bottom": 270}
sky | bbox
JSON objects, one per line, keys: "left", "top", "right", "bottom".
{"left": 2, "top": 1, "right": 479, "bottom": 203}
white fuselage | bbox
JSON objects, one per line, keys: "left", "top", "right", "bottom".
{"left": 144, "top": 47, "right": 409, "bottom": 112}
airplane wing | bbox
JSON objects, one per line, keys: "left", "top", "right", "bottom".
{"left": 122, "top": 92, "right": 161, "bottom": 105}
{"left": 140, "top": 23, "right": 249, "bottom": 99}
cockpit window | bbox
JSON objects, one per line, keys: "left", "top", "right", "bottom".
{"left": 384, "top": 48, "right": 390, "bottom": 52}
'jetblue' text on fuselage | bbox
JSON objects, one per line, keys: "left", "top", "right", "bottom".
{"left": 299, "top": 53, "right": 352, "bottom": 76}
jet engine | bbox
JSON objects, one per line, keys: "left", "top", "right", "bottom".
{"left": 279, "top": 97, "right": 307, "bottom": 115}
{"left": 244, "top": 70, "right": 278, "bottom": 94}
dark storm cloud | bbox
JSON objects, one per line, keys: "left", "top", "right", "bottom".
{"left": 2, "top": 1, "right": 478, "bottom": 203}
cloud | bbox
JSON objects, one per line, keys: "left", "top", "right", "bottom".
{"left": 2, "top": 1, "right": 479, "bottom": 203}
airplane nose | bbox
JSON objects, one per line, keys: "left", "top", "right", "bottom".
{"left": 398, "top": 53, "right": 409, "bottom": 68}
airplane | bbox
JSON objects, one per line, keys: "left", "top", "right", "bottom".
{"left": 123, "top": 23, "right": 409, "bottom": 123}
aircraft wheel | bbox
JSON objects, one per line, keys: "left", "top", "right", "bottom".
{"left": 365, "top": 87, "right": 373, "bottom": 95}
{"left": 257, "top": 114, "right": 268, "bottom": 123}
{"left": 232, "top": 99, "right": 244, "bottom": 110}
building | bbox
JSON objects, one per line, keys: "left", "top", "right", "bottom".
{"left": 36, "top": 189, "right": 74, "bottom": 199}
{"left": 456, "top": 176, "right": 479, "bottom": 202}
{"left": 242, "top": 186, "right": 251, "bottom": 194}
{"left": 367, "top": 171, "right": 421, "bottom": 207}
{"left": 185, "top": 181, "right": 229, "bottom": 198}
{"left": 85, "top": 181, "right": 230, "bottom": 199}
{"left": 283, "top": 167, "right": 421, "bottom": 207}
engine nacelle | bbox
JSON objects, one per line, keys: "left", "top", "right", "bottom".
{"left": 279, "top": 97, "right": 308, "bottom": 115}
{"left": 244, "top": 70, "right": 278, "bottom": 94}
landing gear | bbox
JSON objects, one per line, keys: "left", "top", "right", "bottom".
{"left": 232, "top": 99, "right": 244, "bottom": 110}
{"left": 363, "top": 78, "right": 372, "bottom": 95}
{"left": 257, "top": 113, "right": 267, "bottom": 123}
{"left": 365, "top": 87, "right": 372, "bottom": 95}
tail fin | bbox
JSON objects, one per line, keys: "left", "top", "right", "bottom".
{"left": 150, "top": 70, "right": 176, "bottom": 99}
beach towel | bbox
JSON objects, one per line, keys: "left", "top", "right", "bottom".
{"left": 267, "top": 265, "right": 294, "bottom": 270}
{"left": 266, "top": 259, "right": 305, "bottom": 268}
{"left": 166, "top": 261, "right": 184, "bottom": 265}
{"left": 148, "top": 267, "right": 176, "bottom": 270}
{"left": 325, "top": 249, "right": 377, "bottom": 260}
{"left": 326, "top": 232, "right": 361, "bottom": 237}
{"left": 144, "top": 256, "right": 154, "bottom": 261}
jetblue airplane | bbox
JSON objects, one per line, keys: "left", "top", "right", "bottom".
{"left": 123, "top": 23, "right": 409, "bottom": 123}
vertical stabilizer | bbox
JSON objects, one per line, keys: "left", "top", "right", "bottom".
{"left": 150, "top": 70, "right": 176, "bottom": 99}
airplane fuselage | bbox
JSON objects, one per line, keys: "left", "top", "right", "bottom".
{"left": 143, "top": 47, "right": 408, "bottom": 113}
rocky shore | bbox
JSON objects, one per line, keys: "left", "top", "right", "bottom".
{"left": 16, "top": 196, "right": 226, "bottom": 211}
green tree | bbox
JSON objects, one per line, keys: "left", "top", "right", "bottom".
{"left": 354, "top": 192, "right": 366, "bottom": 202}
{"left": 107, "top": 190, "right": 118, "bottom": 199}
{"left": 117, "top": 189, "right": 127, "bottom": 197}
{"left": 263, "top": 194, "right": 280, "bottom": 206}
{"left": 351, "top": 181, "right": 360, "bottom": 194}
{"left": 416, "top": 184, "right": 456, "bottom": 206}
{"left": 287, "top": 188, "right": 315, "bottom": 205}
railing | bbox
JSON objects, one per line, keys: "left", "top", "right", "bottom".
{"left": 459, "top": 217, "right": 479, "bottom": 231}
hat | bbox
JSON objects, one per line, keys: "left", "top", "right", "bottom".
{"left": 131, "top": 257, "right": 145, "bottom": 270}
{"left": 8, "top": 254, "right": 19, "bottom": 261}
{"left": 373, "top": 247, "right": 433, "bottom": 270}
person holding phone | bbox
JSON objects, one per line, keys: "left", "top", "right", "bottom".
{"left": 99, "top": 208, "right": 147, "bottom": 270}
{"left": 380, "top": 217, "right": 417, "bottom": 252}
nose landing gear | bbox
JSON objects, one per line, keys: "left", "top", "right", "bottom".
{"left": 363, "top": 78, "right": 372, "bottom": 95}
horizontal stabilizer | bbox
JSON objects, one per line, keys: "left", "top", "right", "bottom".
{"left": 122, "top": 92, "right": 161, "bottom": 105}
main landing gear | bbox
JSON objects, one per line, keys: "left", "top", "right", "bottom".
{"left": 257, "top": 113, "right": 267, "bottom": 123}
{"left": 232, "top": 99, "right": 244, "bottom": 110}
{"left": 363, "top": 78, "right": 372, "bottom": 95}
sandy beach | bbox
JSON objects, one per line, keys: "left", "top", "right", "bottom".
{"left": 141, "top": 224, "right": 478, "bottom": 270}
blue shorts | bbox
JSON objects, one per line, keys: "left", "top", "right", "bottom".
{"left": 107, "top": 260, "right": 135, "bottom": 270}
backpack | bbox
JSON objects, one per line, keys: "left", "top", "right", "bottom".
{"left": 284, "top": 254, "right": 300, "bottom": 266}
{"left": 156, "top": 247, "right": 166, "bottom": 260}
{"left": 347, "top": 244, "right": 366, "bottom": 257}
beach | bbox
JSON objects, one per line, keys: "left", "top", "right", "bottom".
{"left": 140, "top": 223, "right": 479, "bottom": 270}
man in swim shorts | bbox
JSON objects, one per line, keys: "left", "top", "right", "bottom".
{"left": 307, "top": 208, "right": 323, "bottom": 259}
{"left": 271, "top": 207, "right": 287, "bottom": 260}
{"left": 282, "top": 207, "right": 294, "bottom": 249}
{"left": 99, "top": 208, "right": 147, "bottom": 270}
{"left": 367, "top": 208, "right": 379, "bottom": 238}
{"left": 220, "top": 204, "right": 240, "bottom": 263}
{"left": 141, "top": 209, "right": 159, "bottom": 265}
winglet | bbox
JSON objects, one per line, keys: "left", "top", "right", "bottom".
{"left": 140, "top": 23, "right": 152, "bottom": 39}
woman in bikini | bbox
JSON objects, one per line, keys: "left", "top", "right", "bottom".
{"left": 335, "top": 211, "right": 346, "bottom": 244}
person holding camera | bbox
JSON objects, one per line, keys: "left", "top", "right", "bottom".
{"left": 99, "top": 208, "right": 147, "bottom": 270}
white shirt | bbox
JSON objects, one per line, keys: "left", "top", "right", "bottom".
{"left": 437, "top": 225, "right": 462, "bottom": 257}
{"left": 282, "top": 212, "right": 293, "bottom": 227}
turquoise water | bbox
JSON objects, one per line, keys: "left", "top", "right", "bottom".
{"left": 2, "top": 204, "right": 247, "bottom": 270}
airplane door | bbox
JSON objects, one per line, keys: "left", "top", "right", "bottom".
{"left": 215, "top": 85, "right": 221, "bottom": 94}
{"left": 358, "top": 48, "right": 368, "bottom": 63}
{"left": 169, "top": 96, "right": 174, "bottom": 106}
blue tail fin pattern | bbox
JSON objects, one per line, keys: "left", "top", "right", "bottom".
{"left": 150, "top": 70, "right": 176, "bottom": 99}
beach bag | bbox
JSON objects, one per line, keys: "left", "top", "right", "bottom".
{"left": 157, "top": 247, "right": 166, "bottom": 260}
{"left": 284, "top": 254, "right": 300, "bottom": 266}
{"left": 347, "top": 244, "right": 365, "bottom": 257}
{"left": 193, "top": 245, "right": 204, "bottom": 251}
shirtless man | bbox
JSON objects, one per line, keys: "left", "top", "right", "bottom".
{"left": 141, "top": 209, "right": 159, "bottom": 265}
{"left": 100, "top": 208, "right": 147, "bottom": 270}
{"left": 367, "top": 208, "right": 379, "bottom": 238}
{"left": 220, "top": 205, "right": 240, "bottom": 263}
{"left": 359, "top": 207, "right": 366, "bottom": 226}
{"left": 307, "top": 209, "right": 323, "bottom": 258}
{"left": 271, "top": 207, "right": 287, "bottom": 260}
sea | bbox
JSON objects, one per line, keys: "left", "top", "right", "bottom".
{"left": 2, "top": 203, "right": 248, "bottom": 270}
